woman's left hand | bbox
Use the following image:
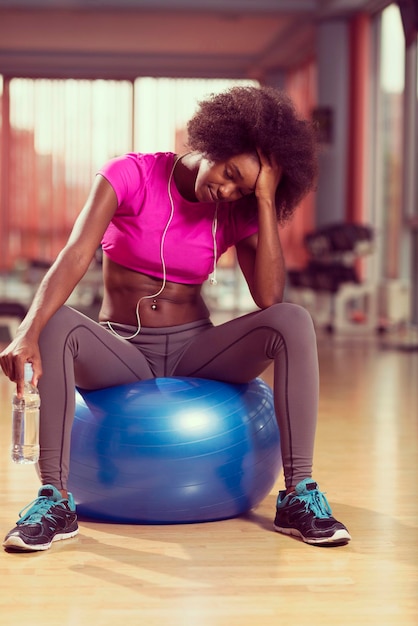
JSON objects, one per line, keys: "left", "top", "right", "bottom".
{"left": 254, "top": 149, "right": 283, "bottom": 204}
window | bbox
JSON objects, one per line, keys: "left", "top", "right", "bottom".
{"left": 378, "top": 3, "right": 405, "bottom": 280}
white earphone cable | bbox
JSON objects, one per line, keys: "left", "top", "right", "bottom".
{"left": 106, "top": 155, "right": 219, "bottom": 340}
{"left": 210, "top": 203, "right": 218, "bottom": 285}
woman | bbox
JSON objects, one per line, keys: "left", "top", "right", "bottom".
{"left": 1, "top": 85, "right": 350, "bottom": 551}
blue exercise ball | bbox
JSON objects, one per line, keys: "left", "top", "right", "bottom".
{"left": 68, "top": 377, "right": 281, "bottom": 523}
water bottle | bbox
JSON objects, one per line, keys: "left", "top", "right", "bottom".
{"left": 11, "top": 363, "right": 40, "bottom": 464}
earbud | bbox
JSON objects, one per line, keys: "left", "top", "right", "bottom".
{"left": 210, "top": 204, "right": 219, "bottom": 287}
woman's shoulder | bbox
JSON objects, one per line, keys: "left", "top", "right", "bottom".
{"left": 99, "top": 151, "right": 175, "bottom": 176}
{"left": 97, "top": 152, "right": 175, "bottom": 204}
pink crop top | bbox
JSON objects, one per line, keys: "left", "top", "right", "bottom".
{"left": 98, "top": 152, "right": 259, "bottom": 284}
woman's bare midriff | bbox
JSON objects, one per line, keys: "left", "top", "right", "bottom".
{"left": 98, "top": 256, "right": 210, "bottom": 328}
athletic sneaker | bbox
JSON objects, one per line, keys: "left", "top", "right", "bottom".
{"left": 3, "top": 485, "right": 78, "bottom": 552}
{"left": 274, "top": 478, "right": 351, "bottom": 545}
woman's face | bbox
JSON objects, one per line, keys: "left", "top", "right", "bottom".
{"left": 194, "top": 153, "right": 260, "bottom": 203}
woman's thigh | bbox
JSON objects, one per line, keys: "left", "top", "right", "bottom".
{"left": 173, "top": 303, "right": 311, "bottom": 383}
{"left": 38, "top": 306, "right": 154, "bottom": 392}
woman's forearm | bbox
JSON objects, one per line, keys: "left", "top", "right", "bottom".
{"left": 252, "top": 198, "right": 286, "bottom": 307}
{"left": 248, "top": 149, "right": 286, "bottom": 307}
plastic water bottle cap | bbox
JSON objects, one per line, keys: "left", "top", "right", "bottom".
{"left": 24, "top": 363, "right": 34, "bottom": 382}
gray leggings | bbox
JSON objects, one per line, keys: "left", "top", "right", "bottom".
{"left": 37, "top": 303, "right": 318, "bottom": 491}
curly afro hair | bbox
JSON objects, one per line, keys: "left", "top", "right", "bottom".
{"left": 186, "top": 85, "right": 318, "bottom": 223}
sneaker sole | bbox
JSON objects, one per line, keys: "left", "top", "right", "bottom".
{"left": 3, "top": 528, "right": 79, "bottom": 552}
{"left": 274, "top": 524, "right": 351, "bottom": 545}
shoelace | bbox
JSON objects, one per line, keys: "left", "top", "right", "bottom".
{"left": 16, "top": 496, "right": 58, "bottom": 525}
{"left": 291, "top": 489, "right": 333, "bottom": 519}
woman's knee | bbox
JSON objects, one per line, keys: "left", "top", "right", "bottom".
{"left": 260, "top": 302, "right": 316, "bottom": 337}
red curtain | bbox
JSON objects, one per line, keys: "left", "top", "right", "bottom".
{"left": 282, "top": 59, "right": 318, "bottom": 270}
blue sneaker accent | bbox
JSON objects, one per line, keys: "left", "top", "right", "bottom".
{"left": 274, "top": 478, "right": 351, "bottom": 545}
{"left": 3, "top": 485, "right": 78, "bottom": 552}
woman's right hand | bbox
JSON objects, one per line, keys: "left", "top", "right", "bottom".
{"left": 0, "top": 333, "right": 42, "bottom": 396}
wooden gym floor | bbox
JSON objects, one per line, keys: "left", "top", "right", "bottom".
{"left": 0, "top": 328, "right": 417, "bottom": 626}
